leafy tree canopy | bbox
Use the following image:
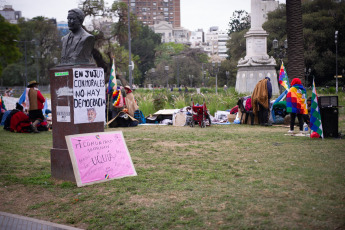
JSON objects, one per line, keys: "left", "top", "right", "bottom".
{"left": 0, "top": 15, "right": 21, "bottom": 77}
{"left": 227, "top": 10, "right": 250, "bottom": 35}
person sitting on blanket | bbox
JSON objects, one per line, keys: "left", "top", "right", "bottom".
{"left": 9, "top": 103, "right": 32, "bottom": 133}
{"left": 123, "top": 86, "right": 139, "bottom": 117}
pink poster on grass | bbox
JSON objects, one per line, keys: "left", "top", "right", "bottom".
{"left": 66, "top": 131, "right": 137, "bottom": 187}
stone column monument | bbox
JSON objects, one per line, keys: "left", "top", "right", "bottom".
{"left": 49, "top": 8, "right": 105, "bottom": 181}
{"left": 235, "top": 0, "right": 279, "bottom": 95}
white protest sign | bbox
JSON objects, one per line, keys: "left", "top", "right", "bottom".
{"left": 73, "top": 68, "right": 106, "bottom": 124}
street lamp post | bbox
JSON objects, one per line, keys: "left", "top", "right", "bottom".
{"left": 165, "top": 65, "right": 169, "bottom": 92}
{"left": 305, "top": 68, "right": 311, "bottom": 88}
{"left": 151, "top": 68, "right": 155, "bottom": 91}
{"left": 273, "top": 38, "right": 288, "bottom": 93}
{"left": 225, "top": 71, "right": 230, "bottom": 87}
{"left": 342, "top": 69, "right": 345, "bottom": 92}
{"left": 188, "top": 75, "right": 193, "bottom": 87}
{"left": 335, "top": 30, "right": 338, "bottom": 94}
{"left": 273, "top": 38, "right": 288, "bottom": 63}
{"left": 14, "top": 39, "right": 35, "bottom": 87}
{"left": 127, "top": 0, "right": 133, "bottom": 89}
{"left": 212, "top": 61, "right": 221, "bottom": 94}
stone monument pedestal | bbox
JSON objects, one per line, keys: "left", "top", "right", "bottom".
{"left": 235, "top": 65, "right": 279, "bottom": 95}
{"left": 235, "top": 0, "right": 280, "bottom": 95}
{"left": 49, "top": 65, "right": 104, "bottom": 181}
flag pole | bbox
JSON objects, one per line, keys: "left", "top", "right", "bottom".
{"left": 106, "top": 92, "right": 110, "bottom": 129}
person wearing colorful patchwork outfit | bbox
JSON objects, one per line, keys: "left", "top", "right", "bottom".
{"left": 286, "top": 78, "right": 307, "bottom": 134}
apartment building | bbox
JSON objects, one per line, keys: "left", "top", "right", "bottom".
{"left": 190, "top": 29, "right": 204, "bottom": 48}
{"left": 0, "top": 5, "right": 22, "bottom": 24}
{"left": 120, "top": 0, "right": 180, "bottom": 28}
{"left": 204, "top": 27, "right": 229, "bottom": 60}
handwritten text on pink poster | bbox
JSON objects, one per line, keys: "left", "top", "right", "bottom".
{"left": 70, "top": 132, "right": 137, "bottom": 185}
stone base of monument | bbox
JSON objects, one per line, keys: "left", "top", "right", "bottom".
{"left": 235, "top": 65, "right": 280, "bottom": 95}
{"left": 49, "top": 65, "right": 105, "bottom": 182}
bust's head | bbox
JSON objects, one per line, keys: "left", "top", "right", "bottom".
{"left": 67, "top": 8, "right": 85, "bottom": 32}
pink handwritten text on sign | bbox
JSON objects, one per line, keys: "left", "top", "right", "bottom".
{"left": 68, "top": 131, "right": 137, "bottom": 186}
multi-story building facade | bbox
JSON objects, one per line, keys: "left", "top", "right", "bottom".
{"left": 0, "top": 5, "right": 22, "bottom": 24}
{"left": 57, "top": 21, "right": 69, "bottom": 37}
{"left": 149, "top": 21, "right": 189, "bottom": 44}
{"left": 189, "top": 29, "right": 204, "bottom": 48}
{"left": 204, "top": 27, "right": 230, "bottom": 60}
{"left": 120, "top": 0, "right": 180, "bottom": 28}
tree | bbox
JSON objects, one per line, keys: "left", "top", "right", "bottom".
{"left": 263, "top": 4, "right": 287, "bottom": 67}
{"left": 131, "top": 25, "right": 161, "bottom": 85}
{"left": 263, "top": 0, "right": 345, "bottom": 85}
{"left": 225, "top": 10, "right": 250, "bottom": 86}
{"left": 0, "top": 15, "right": 21, "bottom": 79}
{"left": 286, "top": 0, "right": 305, "bottom": 83}
{"left": 15, "top": 17, "right": 60, "bottom": 85}
{"left": 80, "top": 0, "right": 141, "bottom": 84}
{"left": 227, "top": 10, "right": 250, "bottom": 35}
{"left": 149, "top": 43, "right": 208, "bottom": 88}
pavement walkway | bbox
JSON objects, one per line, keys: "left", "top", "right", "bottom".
{"left": 0, "top": 212, "right": 83, "bottom": 230}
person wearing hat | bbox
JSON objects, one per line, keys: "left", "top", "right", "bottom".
{"left": 123, "top": 85, "right": 138, "bottom": 117}
{"left": 27, "top": 80, "right": 45, "bottom": 133}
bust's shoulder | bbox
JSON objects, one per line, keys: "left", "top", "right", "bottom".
{"left": 61, "top": 32, "right": 71, "bottom": 41}
{"left": 80, "top": 28, "right": 94, "bottom": 39}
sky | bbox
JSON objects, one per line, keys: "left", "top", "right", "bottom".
{"left": 3, "top": 0, "right": 285, "bottom": 32}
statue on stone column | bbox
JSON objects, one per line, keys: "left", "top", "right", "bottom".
{"left": 60, "top": 8, "right": 94, "bottom": 65}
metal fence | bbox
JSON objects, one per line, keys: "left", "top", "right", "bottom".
{"left": 0, "top": 85, "right": 51, "bottom": 97}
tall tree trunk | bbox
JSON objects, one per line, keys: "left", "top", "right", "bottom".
{"left": 286, "top": 0, "right": 305, "bottom": 84}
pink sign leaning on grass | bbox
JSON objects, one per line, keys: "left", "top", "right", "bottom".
{"left": 65, "top": 131, "right": 137, "bottom": 187}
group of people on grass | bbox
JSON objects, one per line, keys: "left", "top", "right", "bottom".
{"left": 1, "top": 81, "right": 49, "bottom": 133}
{"left": 247, "top": 77, "right": 309, "bottom": 134}
{"left": 107, "top": 82, "right": 144, "bottom": 127}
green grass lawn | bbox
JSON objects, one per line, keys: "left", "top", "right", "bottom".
{"left": 0, "top": 122, "right": 344, "bottom": 229}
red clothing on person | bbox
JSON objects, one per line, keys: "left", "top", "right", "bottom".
{"left": 230, "top": 105, "right": 238, "bottom": 114}
{"left": 28, "top": 88, "right": 45, "bottom": 110}
{"left": 245, "top": 98, "right": 252, "bottom": 112}
{"left": 10, "top": 111, "right": 32, "bottom": 133}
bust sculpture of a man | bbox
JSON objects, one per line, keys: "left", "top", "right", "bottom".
{"left": 60, "top": 8, "right": 94, "bottom": 65}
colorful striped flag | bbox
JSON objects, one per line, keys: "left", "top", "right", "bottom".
{"left": 42, "top": 98, "right": 48, "bottom": 115}
{"left": 286, "top": 84, "right": 308, "bottom": 114}
{"left": 0, "top": 95, "right": 6, "bottom": 111}
{"left": 18, "top": 88, "right": 27, "bottom": 105}
{"left": 279, "top": 62, "right": 290, "bottom": 90}
{"left": 107, "top": 58, "right": 117, "bottom": 94}
{"left": 309, "top": 78, "right": 323, "bottom": 138}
